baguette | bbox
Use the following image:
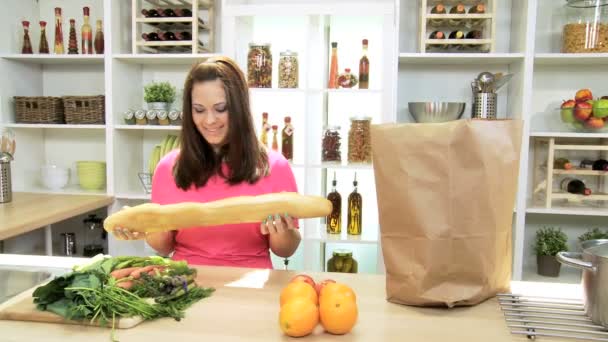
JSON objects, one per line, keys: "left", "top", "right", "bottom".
{"left": 103, "top": 192, "right": 333, "bottom": 233}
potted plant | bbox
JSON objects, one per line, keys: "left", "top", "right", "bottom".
{"left": 534, "top": 226, "right": 568, "bottom": 277}
{"left": 144, "top": 81, "right": 176, "bottom": 111}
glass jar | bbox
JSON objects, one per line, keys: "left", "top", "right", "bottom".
{"left": 247, "top": 43, "right": 272, "bottom": 88}
{"left": 322, "top": 125, "right": 342, "bottom": 163}
{"left": 135, "top": 109, "right": 147, "bottom": 125}
{"left": 348, "top": 116, "right": 372, "bottom": 164}
{"left": 562, "top": 0, "right": 608, "bottom": 53}
{"left": 123, "top": 109, "right": 135, "bottom": 125}
{"left": 157, "top": 110, "right": 169, "bottom": 125}
{"left": 278, "top": 50, "right": 298, "bottom": 88}
{"left": 146, "top": 109, "right": 159, "bottom": 125}
{"left": 327, "top": 249, "right": 358, "bottom": 273}
{"left": 169, "top": 109, "right": 181, "bottom": 125}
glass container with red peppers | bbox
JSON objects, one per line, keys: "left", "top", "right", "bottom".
{"left": 322, "top": 126, "right": 342, "bottom": 164}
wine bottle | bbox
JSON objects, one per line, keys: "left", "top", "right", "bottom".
{"left": 592, "top": 159, "right": 608, "bottom": 171}
{"left": 160, "top": 8, "right": 178, "bottom": 17}
{"left": 560, "top": 177, "right": 592, "bottom": 196}
{"left": 141, "top": 9, "right": 160, "bottom": 17}
{"left": 358, "top": 39, "right": 369, "bottom": 89}
{"left": 159, "top": 31, "right": 177, "bottom": 41}
{"left": 429, "top": 4, "right": 446, "bottom": 27}
{"left": 176, "top": 31, "right": 192, "bottom": 40}
{"left": 326, "top": 172, "right": 342, "bottom": 234}
{"left": 469, "top": 4, "right": 486, "bottom": 27}
{"left": 554, "top": 158, "right": 573, "bottom": 170}
{"left": 449, "top": 30, "right": 465, "bottom": 39}
{"left": 142, "top": 32, "right": 160, "bottom": 41}
{"left": 347, "top": 173, "right": 362, "bottom": 236}
{"left": 466, "top": 30, "right": 483, "bottom": 39}
{"left": 448, "top": 3, "right": 466, "bottom": 27}
{"left": 429, "top": 31, "right": 446, "bottom": 39}
{"left": 175, "top": 8, "right": 192, "bottom": 17}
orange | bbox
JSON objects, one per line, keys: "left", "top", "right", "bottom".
{"left": 280, "top": 281, "right": 318, "bottom": 307}
{"left": 319, "top": 282, "right": 357, "bottom": 303}
{"left": 279, "top": 297, "right": 319, "bottom": 337}
{"left": 319, "top": 292, "right": 358, "bottom": 335}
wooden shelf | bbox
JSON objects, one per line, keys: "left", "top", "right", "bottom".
{"left": 3, "top": 123, "right": 106, "bottom": 130}
{"left": 554, "top": 169, "right": 608, "bottom": 176}
{"left": 0, "top": 54, "right": 104, "bottom": 65}
{"left": 398, "top": 53, "right": 524, "bottom": 65}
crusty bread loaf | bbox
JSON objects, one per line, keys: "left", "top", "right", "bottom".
{"left": 103, "top": 192, "right": 332, "bottom": 233}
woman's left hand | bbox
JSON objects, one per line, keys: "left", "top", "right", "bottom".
{"left": 260, "top": 213, "right": 296, "bottom": 235}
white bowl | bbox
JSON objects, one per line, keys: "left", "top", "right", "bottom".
{"left": 41, "top": 165, "right": 70, "bottom": 190}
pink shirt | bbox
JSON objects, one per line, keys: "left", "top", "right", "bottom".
{"left": 150, "top": 149, "right": 298, "bottom": 269}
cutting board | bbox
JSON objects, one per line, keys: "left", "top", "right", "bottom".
{"left": 0, "top": 287, "right": 144, "bottom": 329}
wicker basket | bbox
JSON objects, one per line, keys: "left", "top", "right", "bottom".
{"left": 14, "top": 96, "right": 64, "bottom": 124}
{"left": 62, "top": 95, "right": 105, "bottom": 124}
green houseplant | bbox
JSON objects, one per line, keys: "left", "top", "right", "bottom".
{"left": 144, "top": 81, "right": 176, "bottom": 110}
{"left": 534, "top": 226, "right": 568, "bottom": 277}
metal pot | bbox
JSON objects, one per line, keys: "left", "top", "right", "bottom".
{"left": 557, "top": 241, "right": 608, "bottom": 327}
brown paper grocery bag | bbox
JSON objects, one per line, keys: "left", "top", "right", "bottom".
{"left": 371, "top": 119, "right": 522, "bottom": 307}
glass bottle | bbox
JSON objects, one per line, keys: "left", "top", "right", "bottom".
{"left": 326, "top": 172, "right": 342, "bottom": 234}
{"left": 68, "top": 19, "right": 78, "bottom": 54}
{"left": 553, "top": 157, "right": 573, "bottom": 170}
{"left": 562, "top": 0, "right": 608, "bottom": 53}
{"left": 322, "top": 126, "right": 342, "bottom": 163}
{"left": 54, "top": 7, "right": 64, "bottom": 54}
{"left": 247, "top": 43, "right": 272, "bottom": 88}
{"left": 358, "top": 39, "right": 369, "bottom": 89}
{"left": 429, "top": 3, "right": 447, "bottom": 27}
{"left": 328, "top": 42, "right": 338, "bottom": 89}
{"left": 278, "top": 50, "right": 299, "bottom": 88}
{"left": 94, "top": 20, "right": 104, "bottom": 54}
{"left": 468, "top": 3, "right": 486, "bottom": 27}
{"left": 448, "top": 3, "right": 466, "bottom": 27}
{"left": 347, "top": 173, "right": 362, "bottom": 235}
{"left": 560, "top": 177, "right": 591, "bottom": 195}
{"left": 271, "top": 125, "right": 279, "bottom": 151}
{"left": 39, "top": 21, "right": 50, "bottom": 54}
{"left": 592, "top": 159, "right": 608, "bottom": 171}
{"left": 82, "top": 7, "right": 93, "bottom": 54}
{"left": 260, "top": 112, "right": 270, "bottom": 147}
{"left": 281, "top": 116, "right": 294, "bottom": 161}
{"left": 21, "top": 21, "right": 33, "bottom": 54}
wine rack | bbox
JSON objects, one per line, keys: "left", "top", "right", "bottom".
{"left": 131, "top": 0, "right": 215, "bottom": 54}
{"left": 418, "top": 0, "right": 496, "bottom": 53}
{"left": 532, "top": 137, "right": 608, "bottom": 209}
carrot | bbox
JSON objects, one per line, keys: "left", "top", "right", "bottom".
{"left": 110, "top": 267, "right": 141, "bottom": 279}
{"left": 130, "top": 265, "right": 157, "bottom": 279}
{"left": 116, "top": 280, "right": 134, "bottom": 289}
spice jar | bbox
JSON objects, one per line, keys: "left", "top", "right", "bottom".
{"left": 247, "top": 43, "right": 272, "bottom": 88}
{"left": 135, "top": 109, "right": 147, "bottom": 125}
{"left": 157, "top": 110, "right": 169, "bottom": 125}
{"left": 169, "top": 110, "right": 182, "bottom": 125}
{"left": 337, "top": 68, "right": 358, "bottom": 88}
{"left": 562, "top": 0, "right": 608, "bottom": 53}
{"left": 278, "top": 50, "right": 298, "bottom": 88}
{"left": 322, "top": 125, "right": 342, "bottom": 164}
{"left": 146, "top": 110, "right": 159, "bottom": 125}
{"left": 348, "top": 117, "right": 372, "bottom": 164}
{"left": 123, "top": 110, "right": 135, "bottom": 125}
{"left": 327, "top": 249, "right": 358, "bottom": 273}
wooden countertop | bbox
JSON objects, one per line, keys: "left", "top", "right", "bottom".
{"left": 0, "top": 265, "right": 551, "bottom": 342}
{"left": 0, "top": 192, "right": 114, "bottom": 240}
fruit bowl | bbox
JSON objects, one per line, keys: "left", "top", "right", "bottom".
{"left": 559, "top": 89, "right": 608, "bottom": 132}
{"left": 408, "top": 102, "right": 466, "bottom": 123}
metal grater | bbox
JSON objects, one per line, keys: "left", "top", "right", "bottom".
{"left": 498, "top": 293, "right": 608, "bottom": 341}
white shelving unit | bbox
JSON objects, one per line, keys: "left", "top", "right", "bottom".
{"left": 1, "top": 0, "right": 606, "bottom": 280}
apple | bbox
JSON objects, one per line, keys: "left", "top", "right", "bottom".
{"left": 575, "top": 88, "right": 593, "bottom": 103}
{"left": 593, "top": 98, "right": 608, "bottom": 118}
{"left": 315, "top": 279, "right": 336, "bottom": 296}
{"left": 574, "top": 101, "right": 593, "bottom": 122}
{"left": 290, "top": 274, "right": 316, "bottom": 290}
{"left": 560, "top": 99, "right": 576, "bottom": 123}
{"left": 586, "top": 116, "right": 606, "bottom": 129}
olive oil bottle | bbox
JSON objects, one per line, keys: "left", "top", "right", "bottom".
{"left": 326, "top": 172, "right": 342, "bottom": 234}
{"left": 347, "top": 173, "right": 362, "bottom": 235}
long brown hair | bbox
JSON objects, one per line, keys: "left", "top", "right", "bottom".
{"left": 174, "top": 56, "right": 269, "bottom": 190}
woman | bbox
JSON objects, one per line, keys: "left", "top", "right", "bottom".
{"left": 112, "top": 56, "right": 301, "bottom": 269}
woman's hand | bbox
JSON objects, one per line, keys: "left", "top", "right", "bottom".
{"left": 110, "top": 206, "right": 146, "bottom": 240}
{"left": 260, "top": 213, "right": 296, "bottom": 235}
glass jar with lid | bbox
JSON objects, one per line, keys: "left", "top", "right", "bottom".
{"left": 146, "top": 109, "right": 159, "bottom": 125}
{"left": 347, "top": 116, "right": 372, "bottom": 164}
{"left": 135, "top": 109, "right": 147, "bottom": 125}
{"left": 278, "top": 50, "right": 298, "bottom": 88}
{"left": 247, "top": 43, "right": 272, "bottom": 88}
{"left": 562, "top": 0, "right": 608, "bottom": 53}
{"left": 322, "top": 125, "right": 342, "bottom": 164}
{"left": 327, "top": 249, "right": 358, "bottom": 273}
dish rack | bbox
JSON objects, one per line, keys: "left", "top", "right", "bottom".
{"left": 419, "top": 0, "right": 496, "bottom": 53}
{"left": 532, "top": 137, "right": 608, "bottom": 209}
{"left": 138, "top": 172, "right": 153, "bottom": 194}
{"left": 131, "top": 0, "right": 215, "bottom": 54}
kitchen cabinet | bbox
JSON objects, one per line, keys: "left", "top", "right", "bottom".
{"left": 1, "top": 0, "right": 606, "bottom": 283}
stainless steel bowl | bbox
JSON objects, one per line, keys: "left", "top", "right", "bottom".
{"left": 408, "top": 102, "right": 466, "bottom": 123}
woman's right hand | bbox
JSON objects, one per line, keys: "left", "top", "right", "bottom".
{"left": 111, "top": 206, "right": 146, "bottom": 240}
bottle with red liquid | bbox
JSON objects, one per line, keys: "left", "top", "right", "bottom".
{"left": 21, "top": 21, "right": 33, "bottom": 54}
{"left": 560, "top": 177, "right": 592, "bottom": 196}
{"left": 54, "top": 8, "right": 64, "bottom": 54}
{"left": 94, "top": 20, "right": 104, "bottom": 54}
{"left": 281, "top": 116, "right": 294, "bottom": 161}
{"left": 68, "top": 19, "right": 79, "bottom": 54}
{"left": 142, "top": 32, "right": 161, "bottom": 41}
{"left": 38, "top": 21, "right": 50, "bottom": 54}
{"left": 358, "top": 39, "right": 369, "bottom": 89}
{"left": 81, "top": 7, "right": 93, "bottom": 54}
{"left": 271, "top": 125, "right": 279, "bottom": 151}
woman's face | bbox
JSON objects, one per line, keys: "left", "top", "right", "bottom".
{"left": 191, "top": 79, "right": 229, "bottom": 148}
